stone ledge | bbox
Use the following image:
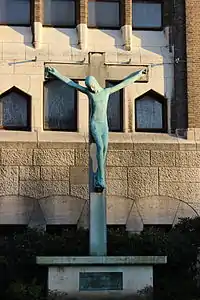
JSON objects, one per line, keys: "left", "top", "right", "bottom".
{"left": 0, "top": 131, "right": 182, "bottom": 143}
{"left": 36, "top": 256, "right": 167, "bottom": 265}
{"left": 0, "top": 131, "right": 196, "bottom": 150}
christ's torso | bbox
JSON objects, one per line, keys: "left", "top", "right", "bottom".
{"left": 89, "top": 89, "right": 110, "bottom": 123}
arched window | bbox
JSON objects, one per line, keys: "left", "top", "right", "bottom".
{"left": 135, "top": 90, "right": 167, "bottom": 132}
{"left": 44, "top": 79, "right": 77, "bottom": 131}
{"left": 0, "top": 87, "right": 31, "bottom": 131}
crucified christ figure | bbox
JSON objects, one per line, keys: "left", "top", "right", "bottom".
{"left": 45, "top": 66, "right": 146, "bottom": 192}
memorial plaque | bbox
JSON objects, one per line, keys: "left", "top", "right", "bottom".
{"left": 79, "top": 272, "right": 123, "bottom": 291}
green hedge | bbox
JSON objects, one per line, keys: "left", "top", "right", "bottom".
{"left": 1, "top": 217, "right": 200, "bottom": 300}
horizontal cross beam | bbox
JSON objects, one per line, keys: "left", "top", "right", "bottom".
{"left": 46, "top": 51, "right": 149, "bottom": 83}
{"left": 45, "top": 62, "right": 148, "bottom": 82}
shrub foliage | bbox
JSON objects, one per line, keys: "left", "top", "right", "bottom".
{"left": 1, "top": 217, "right": 200, "bottom": 299}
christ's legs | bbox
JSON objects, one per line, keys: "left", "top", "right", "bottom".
{"left": 102, "top": 129, "right": 108, "bottom": 164}
{"left": 95, "top": 138, "right": 105, "bottom": 188}
{"left": 90, "top": 121, "right": 106, "bottom": 190}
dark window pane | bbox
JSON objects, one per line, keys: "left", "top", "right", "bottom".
{"left": 44, "top": 79, "right": 77, "bottom": 131}
{"left": 44, "top": 0, "right": 75, "bottom": 26}
{"left": 107, "top": 81, "right": 123, "bottom": 132}
{"left": 88, "top": 1, "right": 120, "bottom": 28}
{"left": 0, "top": 91, "right": 28, "bottom": 128}
{"left": 0, "top": 0, "right": 30, "bottom": 25}
{"left": 132, "top": 2, "right": 162, "bottom": 28}
{"left": 136, "top": 95, "right": 163, "bottom": 129}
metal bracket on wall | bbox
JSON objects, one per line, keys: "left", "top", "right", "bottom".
{"left": 8, "top": 56, "right": 37, "bottom": 66}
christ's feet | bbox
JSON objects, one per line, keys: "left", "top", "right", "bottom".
{"left": 94, "top": 186, "right": 104, "bottom": 193}
{"left": 94, "top": 173, "right": 105, "bottom": 193}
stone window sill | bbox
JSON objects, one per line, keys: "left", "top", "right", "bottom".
{"left": 0, "top": 131, "right": 196, "bottom": 150}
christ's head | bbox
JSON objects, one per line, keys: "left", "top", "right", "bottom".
{"left": 85, "top": 76, "right": 102, "bottom": 93}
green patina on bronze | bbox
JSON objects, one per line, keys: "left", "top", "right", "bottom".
{"left": 45, "top": 66, "right": 146, "bottom": 191}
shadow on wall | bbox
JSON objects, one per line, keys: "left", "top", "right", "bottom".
{"left": 7, "top": 26, "right": 79, "bottom": 48}
{"left": 0, "top": 26, "right": 33, "bottom": 48}
{"left": 43, "top": 27, "right": 79, "bottom": 48}
{"left": 88, "top": 28, "right": 124, "bottom": 50}
{"left": 1, "top": 26, "right": 83, "bottom": 64}
{"left": 132, "top": 29, "right": 173, "bottom": 96}
{"left": 0, "top": 195, "right": 198, "bottom": 232}
{"left": 0, "top": 26, "right": 40, "bottom": 62}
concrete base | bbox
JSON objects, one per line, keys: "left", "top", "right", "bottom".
{"left": 37, "top": 256, "right": 167, "bottom": 296}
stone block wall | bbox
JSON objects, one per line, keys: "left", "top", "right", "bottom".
{"left": 0, "top": 135, "right": 199, "bottom": 231}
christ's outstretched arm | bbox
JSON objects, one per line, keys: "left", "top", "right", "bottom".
{"left": 107, "top": 68, "right": 147, "bottom": 95}
{"left": 45, "top": 67, "right": 88, "bottom": 94}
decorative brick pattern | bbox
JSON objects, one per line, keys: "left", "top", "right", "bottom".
{"left": 32, "top": 0, "right": 43, "bottom": 23}
{"left": 78, "top": 0, "right": 88, "bottom": 24}
{"left": 123, "top": 0, "right": 132, "bottom": 26}
{"left": 31, "top": 0, "right": 43, "bottom": 48}
{"left": 185, "top": 0, "right": 200, "bottom": 129}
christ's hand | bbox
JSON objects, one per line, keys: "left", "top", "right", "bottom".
{"left": 45, "top": 66, "right": 58, "bottom": 76}
{"left": 45, "top": 66, "right": 57, "bottom": 80}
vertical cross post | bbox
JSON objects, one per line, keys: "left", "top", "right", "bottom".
{"left": 89, "top": 53, "right": 107, "bottom": 256}
{"left": 89, "top": 178, "right": 107, "bottom": 256}
{"left": 45, "top": 54, "right": 148, "bottom": 256}
{"left": 87, "top": 52, "right": 148, "bottom": 255}
{"left": 89, "top": 141, "right": 107, "bottom": 256}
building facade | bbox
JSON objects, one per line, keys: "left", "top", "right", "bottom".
{"left": 0, "top": 0, "right": 198, "bottom": 232}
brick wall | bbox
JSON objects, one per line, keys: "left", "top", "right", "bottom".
{"left": 185, "top": 0, "right": 200, "bottom": 129}
{"left": 122, "top": 0, "right": 132, "bottom": 26}
{"left": 32, "top": 0, "right": 43, "bottom": 23}
{"left": 79, "top": 0, "right": 88, "bottom": 24}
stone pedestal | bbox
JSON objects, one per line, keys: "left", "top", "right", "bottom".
{"left": 37, "top": 256, "right": 167, "bottom": 297}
